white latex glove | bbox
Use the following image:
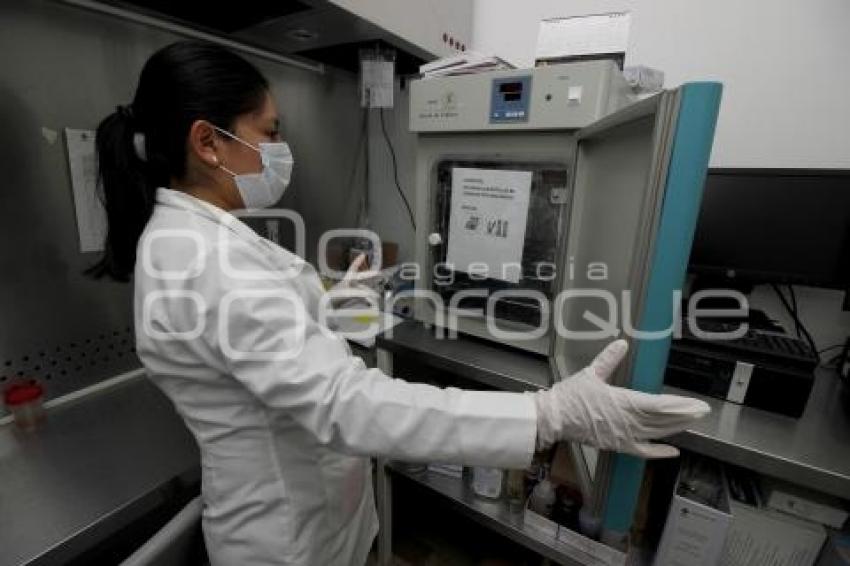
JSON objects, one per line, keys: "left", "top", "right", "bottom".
{"left": 533, "top": 339, "right": 710, "bottom": 459}
{"left": 331, "top": 254, "right": 381, "bottom": 293}
{"left": 329, "top": 254, "right": 381, "bottom": 308}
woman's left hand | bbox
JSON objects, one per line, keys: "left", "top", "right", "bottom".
{"left": 329, "top": 254, "right": 382, "bottom": 306}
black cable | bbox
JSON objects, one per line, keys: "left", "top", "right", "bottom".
{"left": 818, "top": 343, "right": 846, "bottom": 355}
{"left": 771, "top": 284, "right": 819, "bottom": 360}
{"left": 786, "top": 285, "right": 820, "bottom": 358}
{"left": 341, "top": 107, "right": 368, "bottom": 226}
{"left": 787, "top": 284, "right": 802, "bottom": 339}
{"left": 364, "top": 105, "right": 370, "bottom": 226}
{"left": 379, "top": 108, "right": 416, "bottom": 231}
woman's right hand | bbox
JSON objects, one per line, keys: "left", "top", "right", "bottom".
{"left": 532, "top": 340, "right": 710, "bottom": 458}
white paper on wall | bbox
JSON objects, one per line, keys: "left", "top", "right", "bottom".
{"left": 446, "top": 168, "right": 532, "bottom": 284}
{"left": 361, "top": 60, "right": 394, "bottom": 108}
{"left": 65, "top": 128, "right": 105, "bottom": 253}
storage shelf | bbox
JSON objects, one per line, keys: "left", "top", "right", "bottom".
{"left": 376, "top": 320, "right": 552, "bottom": 392}
{"left": 0, "top": 376, "right": 199, "bottom": 566}
{"left": 664, "top": 373, "right": 850, "bottom": 500}
{"left": 378, "top": 321, "right": 850, "bottom": 500}
{"left": 387, "top": 462, "right": 616, "bottom": 566}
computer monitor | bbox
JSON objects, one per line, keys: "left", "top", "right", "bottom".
{"left": 689, "top": 169, "right": 850, "bottom": 290}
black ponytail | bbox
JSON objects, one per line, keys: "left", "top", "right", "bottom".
{"left": 88, "top": 40, "right": 269, "bottom": 281}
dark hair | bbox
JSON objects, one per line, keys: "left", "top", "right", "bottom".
{"left": 88, "top": 40, "right": 269, "bottom": 281}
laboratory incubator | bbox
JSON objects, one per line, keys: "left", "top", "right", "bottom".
{"left": 410, "top": 61, "right": 632, "bottom": 356}
{"left": 409, "top": 61, "right": 722, "bottom": 533}
{"left": 410, "top": 62, "right": 721, "bottom": 371}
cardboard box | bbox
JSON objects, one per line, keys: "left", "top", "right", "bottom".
{"left": 654, "top": 457, "right": 733, "bottom": 566}
{"left": 720, "top": 467, "right": 827, "bottom": 566}
{"left": 720, "top": 500, "right": 826, "bottom": 566}
{"left": 762, "top": 477, "right": 848, "bottom": 529}
{"left": 656, "top": 460, "right": 831, "bottom": 566}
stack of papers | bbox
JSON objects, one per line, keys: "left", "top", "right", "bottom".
{"left": 419, "top": 52, "right": 514, "bottom": 79}
{"left": 536, "top": 12, "right": 631, "bottom": 61}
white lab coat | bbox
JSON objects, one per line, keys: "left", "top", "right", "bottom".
{"left": 134, "top": 188, "right": 537, "bottom": 566}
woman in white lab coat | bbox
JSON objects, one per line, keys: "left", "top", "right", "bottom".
{"left": 91, "top": 41, "right": 708, "bottom": 566}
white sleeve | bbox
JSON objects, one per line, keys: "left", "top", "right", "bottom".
{"left": 197, "top": 240, "right": 537, "bottom": 469}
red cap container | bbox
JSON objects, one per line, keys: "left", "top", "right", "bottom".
{"left": 4, "top": 380, "right": 46, "bottom": 430}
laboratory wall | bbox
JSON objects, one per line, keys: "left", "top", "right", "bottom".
{"left": 472, "top": 0, "right": 850, "bottom": 169}
{"left": 626, "top": 0, "right": 850, "bottom": 169}
{"left": 0, "top": 0, "right": 367, "bottom": 411}
{"left": 470, "top": 0, "right": 850, "bottom": 349}
{"left": 364, "top": 86, "right": 419, "bottom": 264}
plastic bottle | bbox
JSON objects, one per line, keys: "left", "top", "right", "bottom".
{"left": 529, "top": 468, "right": 556, "bottom": 517}
{"left": 3, "top": 380, "right": 46, "bottom": 431}
{"left": 471, "top": 466, "right": 504, "bottom": 500}
{"left": 506, "top": 469, "right": 526, "bottom": 512}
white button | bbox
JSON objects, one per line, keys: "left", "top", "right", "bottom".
{"left": 726, "top": 362, "right": 753, "bottom": 403}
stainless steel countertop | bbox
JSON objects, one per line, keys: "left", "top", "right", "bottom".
{"left": 378, "top": 320, "right": 850, "bottom": 500}
{"left": 664, "top": 371, "right": 850, "bottom": 500}
{"left": 376, "top": 321, "right": 553, "bottom": 392}
{"left": 0, "top": 375, "right": 199, "bottom": 566}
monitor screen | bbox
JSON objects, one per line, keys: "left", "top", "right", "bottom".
{"left": 689, "top": 169, "right": 850, "bottom": 289}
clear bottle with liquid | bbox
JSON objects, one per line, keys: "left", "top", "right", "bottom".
{"left": 505, "top": 469, "right": 527, "bottom": 512}
{"left": 528, "top": 465, "right": 556, "bottom": 517}
{"left": 471, "top": 466, "right": 504, "bottom": 500}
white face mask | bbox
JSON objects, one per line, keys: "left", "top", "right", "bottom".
{"left": 214, "top": 125, "right": 294, "bottom": 209}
